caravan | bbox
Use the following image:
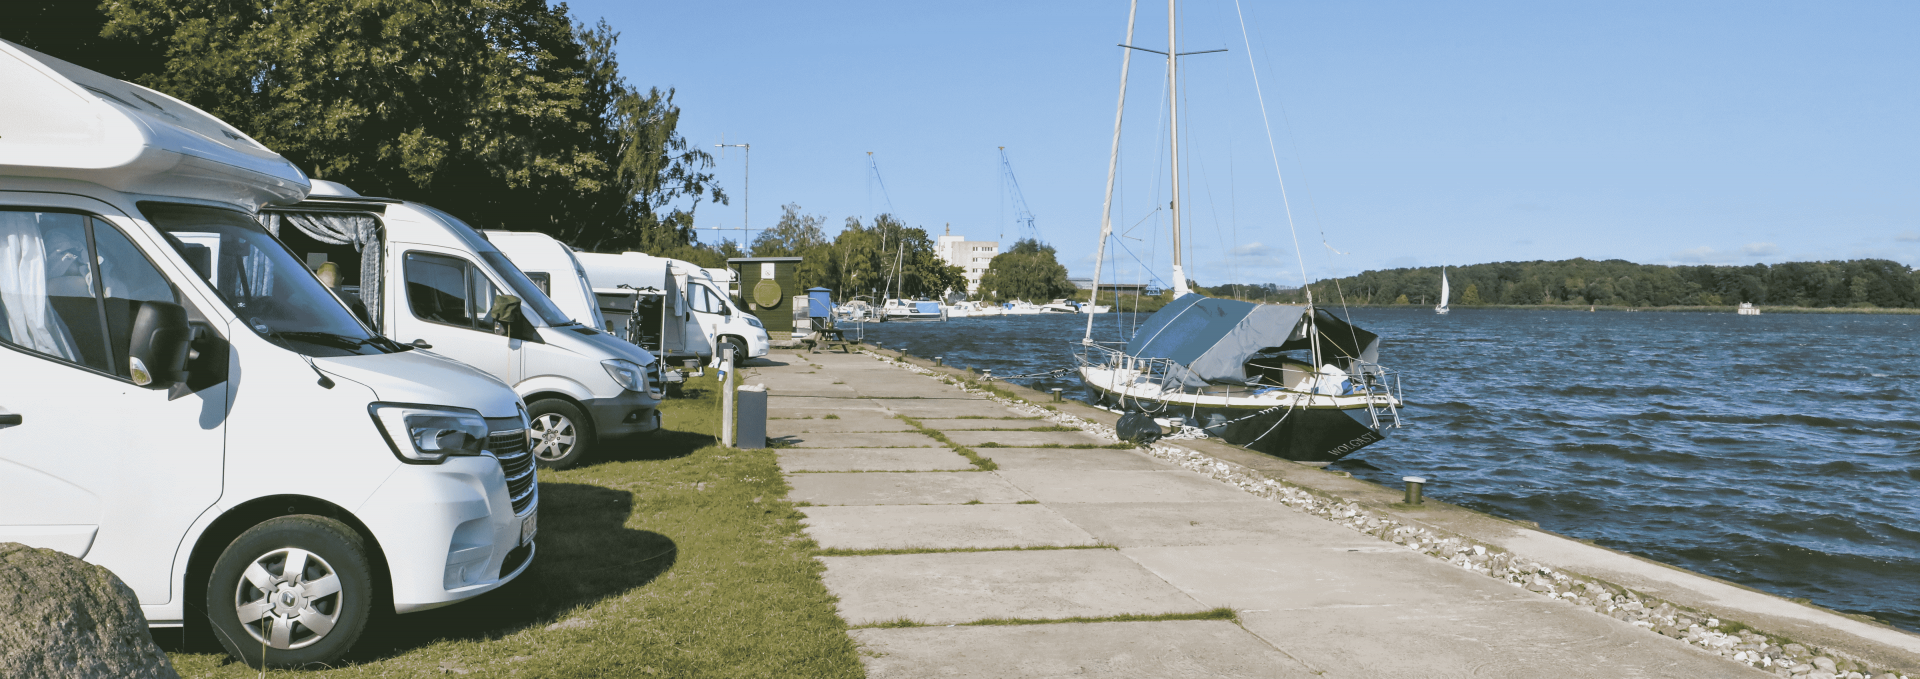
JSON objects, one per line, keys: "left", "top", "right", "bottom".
{"left": 0, "top": 41, "right": 536, "bottom": 667}
{"left": 574, "top": 251, "right": 770, "bottom": 362}
{"left": 261, "top": 185, "right": 662, "bottom": 470}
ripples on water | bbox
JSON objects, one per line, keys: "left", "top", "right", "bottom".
{"left": 852, "top": 309, "right": 1920, "bottom": 631}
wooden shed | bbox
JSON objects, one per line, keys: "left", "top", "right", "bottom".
{"left": 727, "top": 256, "right": 804, "bottom": 339}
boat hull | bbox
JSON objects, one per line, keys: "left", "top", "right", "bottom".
{"left": 1082, "top": 375, "right": 1390, "bottom": 463}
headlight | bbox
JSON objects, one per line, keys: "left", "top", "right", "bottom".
{"left": 745, "top": 317, "right": 763, "bottom": 329}
{"left": 602, "top": 358, "right": 646, "bottom": 392}
{"left": 369, "top": 404, "right": 489, "bottom": 464}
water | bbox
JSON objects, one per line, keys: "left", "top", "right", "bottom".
{"left": 851, "top": 309, "right": 1920, "bottom": 632}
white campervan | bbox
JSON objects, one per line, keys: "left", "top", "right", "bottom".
{"left": 0, "top": 41, "right": 536, "bottom": 668}
{"left": 262, "top": 184, "right": 661, "bottom": 469}
{"left": 574, "top": 251, "right": 770, "bottom": 361}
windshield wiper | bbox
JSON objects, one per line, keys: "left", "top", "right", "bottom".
{"left": 271, "top": 331, "right": 381, "bottom": 350}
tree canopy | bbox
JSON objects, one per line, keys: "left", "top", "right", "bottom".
{"left": 89, "top": 0, "right": 721, "bottom": 251}
{"left": 979, "top": 239, "right": 1075, "bottom": 302}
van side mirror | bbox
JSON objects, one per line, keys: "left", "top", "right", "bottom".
{"left": 129, "top": 301, "right": 193, "bottom": 389}
{"left": 491, "top": 294, "right": 543, "bottom": 343}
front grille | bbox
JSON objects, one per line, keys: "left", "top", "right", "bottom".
{"left": 489, "top": 428, "right": 537, "bottom": 514}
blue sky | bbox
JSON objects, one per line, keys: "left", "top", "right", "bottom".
{"left": 565, "top": 0, "right": 1920, "bottom": 287}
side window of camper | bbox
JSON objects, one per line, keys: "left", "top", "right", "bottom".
{"left": 526, "top": 272, "right": 551, "bottom": 296}
{"left": 689, "top": 285, "right": 723, "bottom": 314}
{"left": 404, "top": 252, "right": 498, "bottom": 331}
{"left": 0, "top": 210, "right": 177, "bottom": 379}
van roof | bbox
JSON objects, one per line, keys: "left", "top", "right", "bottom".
{"left": 0, "top": 40, "right": 309, "bottom": 210}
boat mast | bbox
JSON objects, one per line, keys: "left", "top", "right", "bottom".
{"left": 1168, "top": 0, "right": 1190, "bottom": 298}
{"left": 1086, "top": 0, "right": 1140, "bottom": 342}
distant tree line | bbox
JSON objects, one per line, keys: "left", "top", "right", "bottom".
{"left": 1270, "top": 259, "right": 1920, "bottom": 309}
{"left": 747, "top": 205, "right": 968, "bottom": 301}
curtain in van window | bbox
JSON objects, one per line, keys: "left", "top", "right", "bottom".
{"left": 261, "top": 212, "right": 383, "bottom": 328}
{"left": 0, "top": 211, "right": 85, "bottom": 361}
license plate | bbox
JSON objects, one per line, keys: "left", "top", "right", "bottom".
{"left": 519, "top": 510, "right": 538, "bottom": 545}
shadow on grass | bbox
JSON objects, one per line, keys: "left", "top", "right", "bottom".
{"left": 352, "top": 481, "right": 676, "bottom": 659}
{"left": 594, "top": 428, "right": 715, "bottom": 464}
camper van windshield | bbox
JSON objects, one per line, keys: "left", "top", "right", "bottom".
{"left": 143, "top": 203, "right": 401, "bottom": 357}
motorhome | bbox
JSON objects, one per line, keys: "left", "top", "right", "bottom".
{"left": 0, "top": 41, "right": 536, "bottom": 668}
{"left": 574, "top": 251, "right": 770, "bottom": 362}
{"left": 260, "top": 184, "right": 662, "bottom": 470}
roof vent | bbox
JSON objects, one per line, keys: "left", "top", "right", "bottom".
{"left": 308, "top": 179, "right": 360, "bottom": 197}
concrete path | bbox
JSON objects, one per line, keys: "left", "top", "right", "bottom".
{"left": 743, "top": 350, "right": 1772, "bottom": 678}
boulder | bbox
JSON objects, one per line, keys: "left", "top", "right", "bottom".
{"left": 0, "top": 543, "right": 178, "bottom": 678}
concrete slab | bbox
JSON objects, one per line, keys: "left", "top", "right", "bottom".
{"left": 914, "top": 417, "right": 1046, "bottom": 430}
{"left": 1049, "top": 502, "right": 1345, "bottom": 548}
{"left": 876, "top": 400, "right": 1032, "bottom": 419}
{"left": 945, "top": 429, "right": 1115, "bottom": 448}
{"left": 1122, "top": 543, "right": 1531, "bottom": 610}
{"left": 798, "top": 504, "right": 1099, "bottom": 550}
{"left": 781, "top": 432, "right": 938, "bottom": 448}
{"left": 778, "top": 448, "right": 976, "bottom": 473}
{"left": 787, "top": 472, "right": 1033, "bottom": 506}
{"left": 852, "top": 620, "right": 1319, "bottom": 678}
{"left": 819, "top": 550, "right": 1207, "bottom": 625}
{"left": 767, "top": 418, "right": 913, "bottom": 435}
{"left": 1239, "top": 603, "right": 1771, "bottom": 679}
{"left": 996, "top": 470, "right": 1260, "bottom": 504}
{"left": 975, "top": 447, "right": 1176, "bottom": 471}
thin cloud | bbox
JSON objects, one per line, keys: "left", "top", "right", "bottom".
{"left": 1742, "top": 242, "right": 1780, "bottom": 256}
{"left": 1230, "top": 242, "right": 1274, "bottom": 257}
{"left": 1897, "top": 232, "right": 1920, "bottom": 243}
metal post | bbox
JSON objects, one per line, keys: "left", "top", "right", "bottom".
{"left": 934, "top": 356, "right": 944, "bottom": 366}
{"left": 721, "top": 343, "right": 737, "bottom": 447}
{"left": 1403, "top": 476, "right": 1426, "bottom": 505}
{"left": 1050, "top": 388, "right": 1063, "bottom": 402}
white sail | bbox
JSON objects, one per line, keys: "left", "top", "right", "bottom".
{"left": 1436, "top": 268, "right": 1451, "bottom": 314}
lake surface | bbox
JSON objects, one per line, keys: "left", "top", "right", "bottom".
{"left": 848, "top": 308, "right": 1920, "bottom": 631}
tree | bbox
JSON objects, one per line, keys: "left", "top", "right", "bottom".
{"left": 98, "top": 0, "right": 723, "bottom": 251}
{"left": 6, "top": 2, "right": 165, "bottom": 80}
{"left": 1459, "top": 283, "right": 1483, "bottom": 305}
{"left": 978, "top": 239, "right": 1074, "bottom": 302}
{"left": 751, "top": 204, "right": 827, "bottom": 257}
{"left": 1393, "top": 294, "right": 1410, "bottom": 305}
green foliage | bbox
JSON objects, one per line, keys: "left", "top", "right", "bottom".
{"left": 1277, "top": 258, "right": 1920, "bottom": 309}
{"left": 96, "top": 0, "right": 722, "bottom": 251}
{"left": 979, "top": 238, "right": 1074, "bottom": 302}
{"left": 1394, "top": 294, "right": 1410, "bottom": 305}
{"left": 751, "top": 204, "right": 829, "bottom": 257}
{"left": 802, "top": 214, "right": 964, "bottom": 300}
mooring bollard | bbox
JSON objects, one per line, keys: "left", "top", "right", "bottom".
{"left": 934, "top": 356, "right": 943, "bottom": 366}
{"left": 1050, "top": 387, "right": 1063, "bottom": 402}
{"left": 1403, "top": 476, "right": 1427, "bottom": 505}
{"left": 983, "top": 370, "right": 993, "bottom": 382}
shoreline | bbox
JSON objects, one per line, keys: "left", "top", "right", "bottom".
{"left": 846, "top": 342, "right": 1920, "bottom": 676}
{"left": 1298, "top": 303, "right": 1920, "bottom": 315}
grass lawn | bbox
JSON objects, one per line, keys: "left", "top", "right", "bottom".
{"left": 164, "top": 376, "right": 862, "bottom": 677}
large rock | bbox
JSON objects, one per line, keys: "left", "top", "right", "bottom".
{"left": 0, "top": 543, "right": 178, "bottom": 678}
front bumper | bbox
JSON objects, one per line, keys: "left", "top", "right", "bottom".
{"left": 356, "top": 455, "right": 536, "bottom": 614}
{"left": 584, "top": 389, "right": 663, "bottom": 437}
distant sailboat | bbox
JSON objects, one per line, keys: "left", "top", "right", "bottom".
{"left": 1435, "top": 268, "right": 1451, "bottom": 315}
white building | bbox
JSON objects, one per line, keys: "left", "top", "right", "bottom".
{"left": 936, "top": 226, "right": 997, "bottom": 295}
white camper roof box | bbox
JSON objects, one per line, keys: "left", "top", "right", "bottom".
{"left": 0, "top": 39, "right": 309, "bottom": 210}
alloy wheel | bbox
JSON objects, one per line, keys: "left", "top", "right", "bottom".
{"left": 530, "top": 413, "right": 577, "bottom": 462}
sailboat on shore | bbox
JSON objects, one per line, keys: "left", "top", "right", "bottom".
{"left": 1436, "top": 268, "right": 1451, "bottom": 315}
{"left": 1072, "top": 0, "right": 1401, "bottom": 463}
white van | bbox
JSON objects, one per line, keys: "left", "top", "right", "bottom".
{"left": 0, "top": 41, "right": 536, "bottom": 667}
{"left": 575, "top": 251, "right": 770, "bottom": 361}
{"left": 261, "top": 184, "right": 661, "bottom": 470}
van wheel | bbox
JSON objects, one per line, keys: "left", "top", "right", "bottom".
{"left": 529, "top": 399, "right": 595, "bottom": 469}
{"left": 207, "top": 515, "right": 372, "bottom": 669}
{"left": 722, "top": 336, "right": 749, "bottom": 362}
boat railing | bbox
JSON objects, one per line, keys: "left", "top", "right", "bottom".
{"left": 1075, "top": 341, "right": 1403, "bottom": 430}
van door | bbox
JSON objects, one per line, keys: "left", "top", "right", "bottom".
{"left": 0, "top": 204, "right": 227, "bottom": 604}
{"left": 685, "top": 279, "right": 730, "bottom": 357}
{"left": 391, "top": 249, "right": 518, "bottom": 382}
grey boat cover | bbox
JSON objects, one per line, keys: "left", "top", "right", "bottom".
{"left": 1123, "top": 295, "right": 1380, "bottom": 388}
